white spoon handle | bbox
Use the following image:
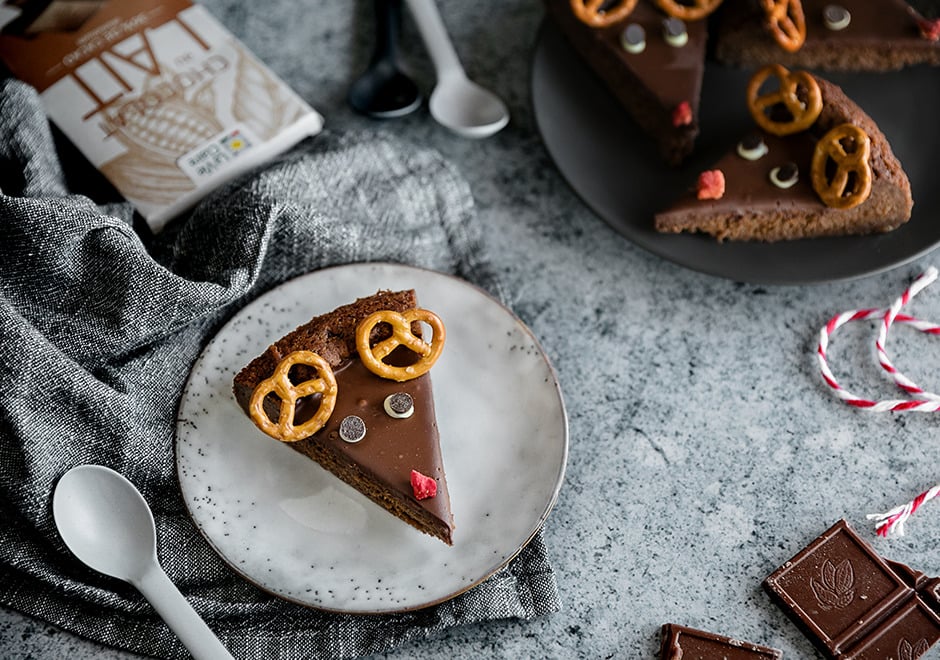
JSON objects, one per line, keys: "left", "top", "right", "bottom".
{"left": 404, "top": 0, "right": 465, "bottom": 80}
{"left": 135, "top": 562, "right": 234, "bottom": 660}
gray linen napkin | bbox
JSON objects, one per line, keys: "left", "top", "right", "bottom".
{"left": 0, "top": 78, "right": 559, "bottom": 659}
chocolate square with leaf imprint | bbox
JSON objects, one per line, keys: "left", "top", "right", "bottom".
{"left": 848, "top": 598, "right": 940, "bottom": 660}
{"left": 764, "top": 519, "right": 940, "bottom": 659}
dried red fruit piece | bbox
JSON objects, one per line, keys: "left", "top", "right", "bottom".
{"left": 697, "top": 169, "right": 725, "bottom": 200}
{"left": 672, "top": 100, "right": 693, "bottom": 127}
{"left": 411, "top": 470, "right": 437, "bottom": 500}
{"left": 919, "top": 17, "right": 940, "bottom": 41}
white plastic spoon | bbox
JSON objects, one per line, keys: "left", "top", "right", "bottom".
{"left": 53, "top": 465, "right": 234, "bottom": 660}
{"left": 404, "top": 0, "right": 509, "bottom": 138}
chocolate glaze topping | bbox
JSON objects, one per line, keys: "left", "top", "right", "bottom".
{"left": 666, "top": 131, "right": 823, "bottom": 215}
{"left": 292, "top": 356, "right": 453, "bottom": 536}
{"left": 588, "top": 2, "right": 707, "bottom": 111}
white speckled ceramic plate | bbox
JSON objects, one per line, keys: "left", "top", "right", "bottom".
{"left": 175, "top": 263, "right": 568, "bottom": 613}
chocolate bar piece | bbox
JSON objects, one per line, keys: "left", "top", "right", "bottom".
{"left": 659, "top": 623, "right": 782, "bottom": 659}
{"left": 764, "top": 519, "right": 940, "bottom": 659}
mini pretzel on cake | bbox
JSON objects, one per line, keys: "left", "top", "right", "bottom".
{"left": 569, "top": 0, "right": 639, "bottom": 27}
{"left": 746, "top": 63, "right": 821, "bottom": 135}
{"left": 759, "top": 0, "right": 805, "bottom": 53}
{"left": 248, "top": 350, "right": 338, "bottom": 441}
{"left": 356, "top": 308, "right": 446, "bottom": 382}
{"left": 568, "top": 0, "right": 725, "bottom": 28}
{"left": 653, "top": 0, "right": 723, "bottom": 21}
{"left": 811, "top": 123, "right": 872, "bottom": 210}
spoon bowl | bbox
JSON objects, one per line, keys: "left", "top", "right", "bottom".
{"left": 349, "top": 60, "right": 422, "bottom": 119}
{"left": 54, "top": 465, "right": 234, "bottom": 660}
{"left": 53, "top": 464, "right": 157, "bottom": 581}
{"left": 349, "top": 0, "right": 422, "bottom": 118}
{"left": 429, "top": 75, "right": 510, "bottom": 139}
{"left": 405, "top": 0, "right": 509, "bottom": 138}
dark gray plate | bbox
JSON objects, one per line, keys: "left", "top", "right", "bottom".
{"left": 531, "top": 20, "right": 940, "bottom": 285}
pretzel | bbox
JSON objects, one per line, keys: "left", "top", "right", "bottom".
{"left": 746, "top": 64, "right": 822, "bottom": 136}
{"left": 811, "top": 123, "right": 872, "bottom": 210}
{"left": 569, "top": 0, "right": 638, "bottom": 27}
{"left": 248, "top": 350, "right": 337, "bottom": 442}
{"left": 356, "top": 309, "right": 445, "bottom": 382}
{"left": 760, "top": 0, "right": 805, "bottom": 52}
{"left": 654, "top": 0, "right": 723, "bottom": 21}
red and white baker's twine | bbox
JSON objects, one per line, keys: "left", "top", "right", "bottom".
{"left": 868, "top": 484, "right": 940, "bottom": 538}
{"left": 816, "top": 266, "right": 940, "bottom": 411}
{"left": 816, "top": 266, "right": 940, "bottom": 536}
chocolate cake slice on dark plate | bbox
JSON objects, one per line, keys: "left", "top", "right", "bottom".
{"left": 714, "top": 0, "right": 940, "bottom": 71}
{"left": 543, "top": 0, "right": 722, "bottom": 165}
{"left": 655, "top": 64, "right": 913, "bottom": 241}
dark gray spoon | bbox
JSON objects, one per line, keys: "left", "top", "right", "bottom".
{"left": 349, "top": 0, "right": 422, "bottom": 118}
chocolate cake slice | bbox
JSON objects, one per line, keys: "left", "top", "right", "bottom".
{"left": 715, "top": 0, "right": 940, "bottom": 71}
{"left": 654, "top": 70, "right": 913, "bottom": 241}
{"left": 543, "top": 0, "right": 711, "bottom": 165}
{"left": 232, "top": 290, "right": 455, "bottom": 545}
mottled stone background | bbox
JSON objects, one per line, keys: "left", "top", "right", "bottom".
{"left": 3, "top": 0, "right": 940, "bottom": 658}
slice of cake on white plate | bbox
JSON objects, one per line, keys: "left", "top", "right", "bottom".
{"left": 232, "top": 289, "right": 455, "bottom": 544}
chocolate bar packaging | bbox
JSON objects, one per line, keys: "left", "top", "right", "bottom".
{"left": 764, "top": 519, "right": 940, "bottom": 659}
{"left": 0, "top": 0, "right": 323, "bottom": 231}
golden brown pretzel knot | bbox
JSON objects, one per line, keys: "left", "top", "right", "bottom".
{"left": 760, "top": 0, "right": 805, "bottom": 52}
{"left": 356, "top": 309, "right": 446, "bottom": 382}
{"left": 569, "top": 0, "right": 638, "bottom": 27}
{"left": 746, "top": 64, "right": 822, "bottom": 136}
{"left": 811, "top": 123, "right": 872, "bottom": 210}
{"left": 249, "top": 350, "right": 337, "bottom": 442}
{"left": 654, "top": 0, "right": 723, "bottom": 21}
